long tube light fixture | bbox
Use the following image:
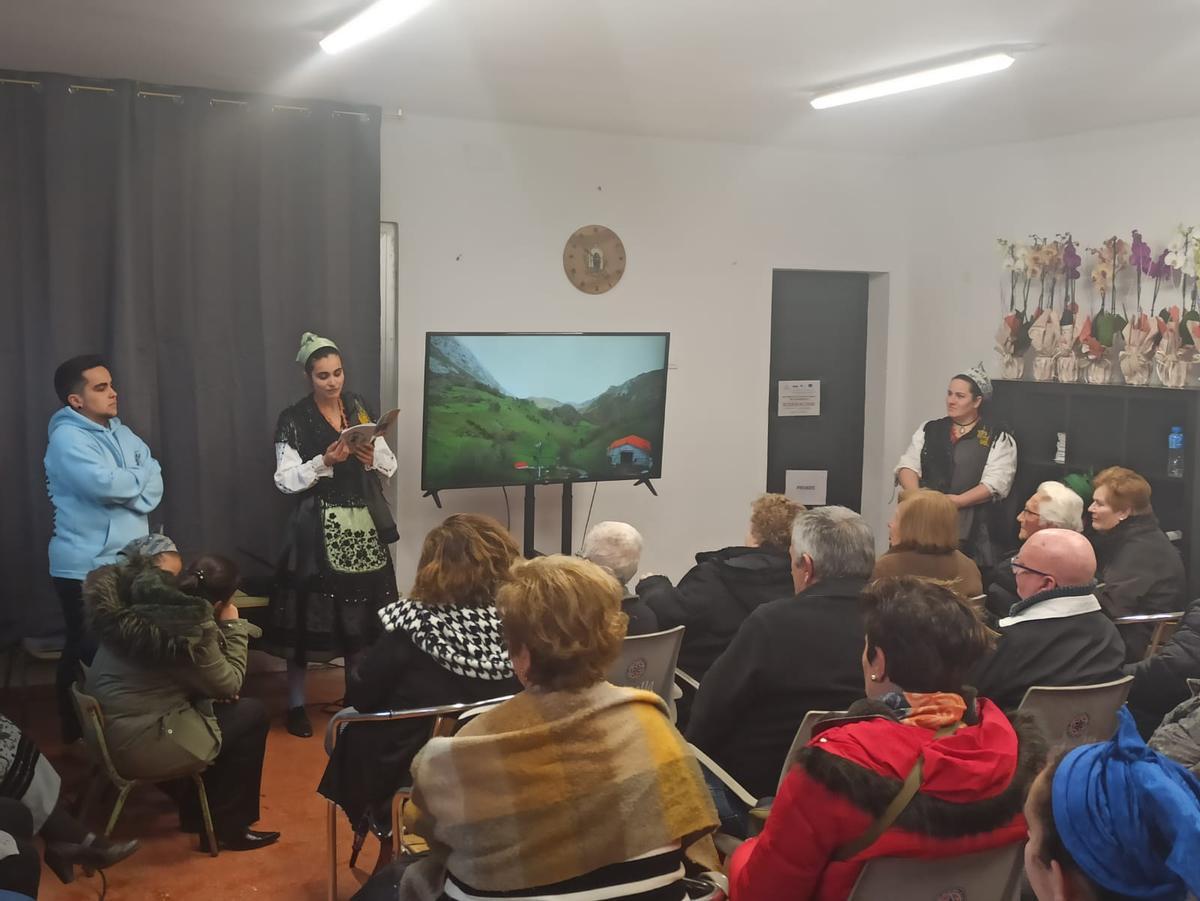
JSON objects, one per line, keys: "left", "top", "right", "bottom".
{"left": 320, "top": 0, "right": 438, "bottom": 55}
{"left": 810, "top": 52, "right": 1016, "bottom": 110}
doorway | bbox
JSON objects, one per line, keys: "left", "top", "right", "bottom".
{"left": 766, "top": 270, "right": 870, "bottom": 511}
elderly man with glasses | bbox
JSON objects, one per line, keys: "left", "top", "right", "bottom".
{"left": 969, "top": 528, "right": 1125, "bottom": 711}
{"left": 985, "top": 481, "right": 1085, "bottom": 619}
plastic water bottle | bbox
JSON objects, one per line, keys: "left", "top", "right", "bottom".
{"left": 1167, "top": 426, "right": 1185, "bottom": 478}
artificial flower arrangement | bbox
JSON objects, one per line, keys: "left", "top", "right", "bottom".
{"left": 1055, "top": 236, "right": 1089, "bottom": 383}
{"left": 1155, "top": 225, "right": 1198, "bottom": 387}
{"left": 1120, "top": 231, "right": 1163, "bottom": 385}
{"left": 997, "top": 225, "right": 1200, "bottom": 387}
{"left": 1081, "top": 236, "right": 1129, "bottom": 384}
{"left": 995, "top": 239, "right": 1033, "bottom": 379}
{"left": 1026, "top": 237, "right": 1066, "bottom": 381}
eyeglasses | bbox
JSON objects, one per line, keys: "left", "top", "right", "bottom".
{"left": 1020, "top": 507, "right": 1039, "bottom": 517}
{"left": 1011, "top": 559, "right": 1054, "bottom": 579}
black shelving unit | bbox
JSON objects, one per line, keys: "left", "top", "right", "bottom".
{"left": 991, "top": 379, "right": 1200, "bottom": 594}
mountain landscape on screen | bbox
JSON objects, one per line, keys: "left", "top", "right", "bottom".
{"left": 423, "top": 334, "right": 668, "bottom": 489}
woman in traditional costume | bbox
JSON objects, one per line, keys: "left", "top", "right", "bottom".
{"left": 268, "top": 332, "right": 399, "bottom": 737}
{"left": 895, "top": 364, "right": 1017, "bottom": 568}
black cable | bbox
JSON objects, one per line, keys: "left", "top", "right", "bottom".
{"left": 578, "top": 483, "right": 599, "bottom": 554}
{"left": 502, "top": 486, "right": 511, "bottom": 531}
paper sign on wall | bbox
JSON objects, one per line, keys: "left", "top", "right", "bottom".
{"left": 778, "top": 380, "right": 820, "bottom": 416}
{"left": 785, "top": 470, "right": 828, "bottom": 506}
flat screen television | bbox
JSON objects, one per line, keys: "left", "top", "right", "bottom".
{"left": 421, "top": 332, "right": 670, "bottom": 491}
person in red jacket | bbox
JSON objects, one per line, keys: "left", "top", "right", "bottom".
{"left": 729, "top": 575, "right": 1046, "bottom": 901}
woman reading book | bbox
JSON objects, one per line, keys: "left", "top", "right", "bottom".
{"left": 266, "top": 331, "right": 400, "bottom": 737}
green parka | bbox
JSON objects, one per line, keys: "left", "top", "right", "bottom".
{"left": 83, "top": 558, "right": 261, "bottom": 779}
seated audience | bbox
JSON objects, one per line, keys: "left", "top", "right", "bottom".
{"left": 1126, "top": 595, "right": 1200, "bottom": 736}
{"left": 0, "top": 716, "right": 137, "bottom": 884}
{"left": 1149, "top": 693, "right": 1200, "bottom": 777}
{"left": 729, "top": 576, "right": 1045, "bottom": 901}
{"left": 318, "top": 514, "right": 523, "bottom": 852}
{"left": 579, "top": 521, "right": 659, "bottom": 635}
{"left": 687, "top": 506, "right": 874, "bottom": 799}
{"left": 85, "top": 553, "right": 278, "bottom": 852}
{"left": 1089, "top": 466, "right": 1187, "bottom": 662}
{"left": 986, "top": 481, "right": 1084, "bottom": 618}
{"left": 1023, "top": 708, "right": 1200, "bottom": 901}
{"left": 872, "top": 488, "right": 983, "bottom": 597}
{"left": 636, "top": 493, "right": 801, "bottom": 680}
{"left": 970, "top": 529, "right": 1125, "bottom": 711}
{"left": 398, "top": 555, "right": 718, "bottom": 900}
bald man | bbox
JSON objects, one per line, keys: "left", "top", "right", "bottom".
{"left": 969, "top": 528, "right": 1126, "bottom": 711}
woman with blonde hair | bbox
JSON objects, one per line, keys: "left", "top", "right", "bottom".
{"left": 317, "top": 514, "right": 523, "bottom": 863}
{"left": 873, "top": 489, "right": 983, "bottom": 597}
{"left": 399, "top": 555, "right": 719, "bottom": 900}
{"left": 1089, "top": 466, "right": 1187, "bottom": 661}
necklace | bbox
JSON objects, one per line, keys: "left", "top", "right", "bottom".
{"left": 317, "top": 397, "right": 347, "bottom": 433}
{"left": 952, "top": 418, "right": 978, "bottom": 438}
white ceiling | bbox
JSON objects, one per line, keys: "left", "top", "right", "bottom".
{"left": 3, "top": 0, "right": 1199, "bottom": 152}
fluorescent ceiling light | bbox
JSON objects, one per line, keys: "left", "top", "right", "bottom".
{"left": 810, "top": 52, "right": 1015, "bottom": 110}
{"left": 320, "top": 0, "right": 438, "bottom": 55}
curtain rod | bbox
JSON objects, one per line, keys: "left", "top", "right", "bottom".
{"left": 0, "top": 78, "right": 374, "bottom": 120}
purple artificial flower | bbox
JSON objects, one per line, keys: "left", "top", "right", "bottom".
{"left": 1131, "top": 230, "right": 1153, "bottom": 274}
{"left": 1149, "top": 250, "right": 1171, "bottom": 280}
{"left": 1063, "top": 239, "right": 1082, "bottom": 279}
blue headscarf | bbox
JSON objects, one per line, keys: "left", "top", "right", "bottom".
{"left": 1053, "top": 707, "right": 1200, "bottom": 900}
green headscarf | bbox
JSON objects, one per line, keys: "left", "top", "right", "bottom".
{"left": 296, "top": 331, "right": 339, "bottom": 366}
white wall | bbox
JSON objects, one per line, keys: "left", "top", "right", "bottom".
{"left": 380, "top": 115, "right": 915, "bottom": 584}
{"left": 904, "top": 115, "right": 1200, "bottom": 436}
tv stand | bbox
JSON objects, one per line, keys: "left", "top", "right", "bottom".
{"left": 633, "top": 476, "right": 658, "bottom": 496}
{"left": 421, "top": 489, "right": 443, "bottom": 509}
{"left": 521, "top": 482, "right": 577, "bottom": 558}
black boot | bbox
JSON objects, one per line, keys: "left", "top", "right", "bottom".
{"left": 285, "top": 706, "right": 312, "bottom": 738}
{"left": 44, "top": 833, "right": 139, "bottom": 883}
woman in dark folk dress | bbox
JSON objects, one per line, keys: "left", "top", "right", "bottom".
{"left": 895, "top": 363, "right": 1017, "bottom": 568}
{"left": 268, "top": 331, "right": 400, "bottom": 737}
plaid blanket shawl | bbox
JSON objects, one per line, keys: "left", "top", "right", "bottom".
{"left": 400, "top": 682, "right": 719, "bottom": 898}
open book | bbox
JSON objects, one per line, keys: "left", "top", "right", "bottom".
{"left": 339, "top": 408, "right": 400, "bottom": 451}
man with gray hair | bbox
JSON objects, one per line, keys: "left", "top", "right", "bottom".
{"left": 987, "top": 481, "right": 1085, "bottom": 617}
{"left": 688, "top": 506, "right": 875, "bottom": 805}
{"left": 580, "top": 522, "right": 659, "bottom": 635}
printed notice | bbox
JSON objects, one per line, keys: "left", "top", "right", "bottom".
{"left": 785, "top": 470, "right": 828, "bottom": 506}
{"left": 778, "top": 380, "right": 820, "bottom": 416}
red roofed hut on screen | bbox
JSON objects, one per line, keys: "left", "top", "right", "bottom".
{"left": 607, "top": 435, "right": 652, "bottom": 467}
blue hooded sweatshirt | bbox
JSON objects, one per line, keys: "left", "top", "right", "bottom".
{"left": 44, "top": 407, "right": 164, "bottom": 580}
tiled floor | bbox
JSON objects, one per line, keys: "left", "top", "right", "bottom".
{"left": 16, "top": 665, "right": 377, "bottom": 900}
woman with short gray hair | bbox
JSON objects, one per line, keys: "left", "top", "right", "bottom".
{"left": 580, "top": 522, "right": 659, "bottom": 635}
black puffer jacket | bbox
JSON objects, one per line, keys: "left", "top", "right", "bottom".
{"left": 1092, "top": 513, "right": 1188, "bottom": 662}
{"left": 1126, "top": 597, "right": 1200, "bottom": 731}
{"left": 635, "top": 546, "right": 794, "bottom": 679}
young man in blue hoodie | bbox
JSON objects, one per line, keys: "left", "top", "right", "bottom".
{"left": 45, "top": 355, "right": 163, "bottom": 741}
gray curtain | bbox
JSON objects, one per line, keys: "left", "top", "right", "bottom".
{"left": 0, "top": 71, "right": 381, "bottom": 640}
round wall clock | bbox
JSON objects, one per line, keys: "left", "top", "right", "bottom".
{"left": 563, "top": 225, "right": 626, "bottom": 294}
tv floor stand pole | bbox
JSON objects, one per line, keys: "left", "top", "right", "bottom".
{"left": 523, "top": 484, "right": 536, "bottom": 559}
{"left": 561, "top": 481, "right": 573, "bottom": 555}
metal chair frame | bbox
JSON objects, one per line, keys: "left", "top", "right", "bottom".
{"left": 70, "top": 683, "right": 217, "bottom": 856}
{"left": 1113, "top": 611, "right": 1186, "bottom": 659}
{"left": 323, "top": 696, "right": 514, "bottom": 901}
